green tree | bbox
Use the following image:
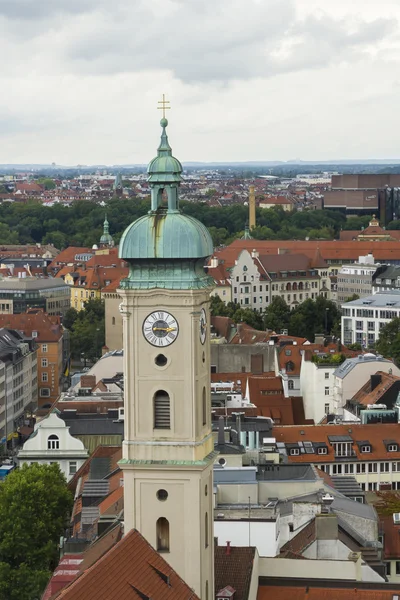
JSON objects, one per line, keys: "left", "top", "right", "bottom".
{"left": 376, "top": 317, "right": 400, "bottom": 365}
{"left": 36, "top": 177, "right": 56, "bottom": 190}
{"left": 263, "top": 296, "right": 290, "bottom": 332}
{"left": 0, "top": 463, "right": 73, "bottom": 600}
{"left": 289, "top": 296, "right": 341, "bottom": 341}
{"left": 375, "top": 490, "right": 400, "bottom": 516}
{"left": 63, "top": 307, "right": 79, "bottom": 330}
{"left": 69, "top": 299, "right": 105, "bottom": 361}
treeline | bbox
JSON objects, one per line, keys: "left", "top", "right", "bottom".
{"left": 0, "top": 197, "right": 379, "bottom": 248}
{"left": 211, "top": 295, "right": 341, "bottom": 343}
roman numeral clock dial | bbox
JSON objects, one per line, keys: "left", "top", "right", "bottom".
{"left": 142, "top": 311, "right": 179, "bottom": 347}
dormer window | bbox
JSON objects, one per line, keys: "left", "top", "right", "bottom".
{"left": 290, "top": 448, "right": 300, "bottom": 456}
{"left": 318, "top": 447, "right": 327, "bottom": 455}
{"left": 388, "top": 444, "right": 398, "bottom": 452}
{"left": 361, "top": 445, "right": 371, "bottom": 453}
{"left": 32, "top": 331, "right": 38, "bottom": 338}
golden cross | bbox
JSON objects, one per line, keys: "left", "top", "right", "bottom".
{"left": 157, "top": 94, "right": 171, "bottom": 118}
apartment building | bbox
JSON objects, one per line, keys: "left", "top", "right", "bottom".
{"left": 0, "top": 310, "right": 67, "bottom": 409}
{"left": 231, "top": 249, "right": 327, "bottom": 311}
{"left": 0, "top": 275, "right": 70, "bottom": 316}
{"left": 373, "top": 264, "right": 400, "bottom": 294}
{"left": 273, "top": 423, "right": 400, "bottom": 492}
{"left": 0, "top": 328, "right": 37, "bottom": 444}
{"left": 341, "top": 292, "right": 400, "bottom": 347}
{"left": 337, "top": 254, "right": 379, "bottom": 304}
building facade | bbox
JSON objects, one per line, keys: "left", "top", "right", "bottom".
{"left": 18, "top": 411, "right": 88, "bottom": 481}
{"left": 117, "top": 116, "right": 215, "bottom": 598}
{"left": 0, "top": 328, "right": 37, "bottom": 444}
{"left": 341, "top": 292, "right": 400, "bottom": 347}
{"left": 337, "top": 254, "right": 379, "bottom": 305}
{"left": 0, "top": 276, "right": 70, "bottom": 316}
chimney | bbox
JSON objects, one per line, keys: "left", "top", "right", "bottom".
{"left": 209, "top": 257, "right": 218, "bottom": 268}
{"left": 226, "top": 541, "right": 231, "bottom": 556}
{"left": 251, "top": 249, "right": 259, "bottom": 258}
{"left": 249, "top": 186, "right": 256, "bottom": 231}
{"left": 218, "top": 416, "right": 225, "bottom": 446}
{"left": 370, "top": 373, "right": 382, "bottom": 391}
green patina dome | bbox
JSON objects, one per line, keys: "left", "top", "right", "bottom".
{"left": 119, "top": 212, "right": 213, "bottom": 260}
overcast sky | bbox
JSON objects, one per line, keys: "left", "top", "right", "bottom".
{"left": 0, "top": 0, "right": 399, "bottom": 165}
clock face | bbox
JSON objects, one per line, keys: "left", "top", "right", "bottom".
{"left": 199, "top": 308, "right": 207, "bottom": 345}
{"left": 143, "top": 311, "right": 179, "bottom": 347}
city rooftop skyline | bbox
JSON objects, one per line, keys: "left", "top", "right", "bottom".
{"left": 0, "top": 0, "right": 399, "bottom": 165}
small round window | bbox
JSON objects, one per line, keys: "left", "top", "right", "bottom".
{"left": 156, "top": 489, "right": 168, "bottom": 501}
{"left": 218, "top": 458, "right": 226, "bottom": 467}
{"left": 155, "top": 354, "right": 168, "bottom": 367}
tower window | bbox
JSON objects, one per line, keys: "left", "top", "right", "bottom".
{"left": 156, "top": 489, "right": 168, "bottom": 501}
{"left": 112, "top": 317, "right": 115, "bottom": 325}
{"left": 47, "top": 435, "right": 59, "bottom": 450}
{"left": 205, "top": 512, "right": 209, "bottom": 548}
{"left": 156, "top": 517, "right": 170, "bottom": 552}
{"left": 155, "top": 354, "right": 168, "bottom": 367}
{"left": 154, "top": 390, "right": 171, "bottom": 429}
{"left": 202, "top": 387, "right": 207, "bottom": 426}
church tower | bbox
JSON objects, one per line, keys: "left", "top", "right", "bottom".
{"left": 99, "top": 214, "right": 114, "bottom": 248}
{"left": 118, "top": 112, "right": 216, "bottom": 599}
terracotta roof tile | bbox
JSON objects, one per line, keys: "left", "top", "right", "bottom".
{"left": 0, "top": 311, "right": 63, "bottom": 342}
{"left": 257, "top": 586, "right": 400, "bottom": 599}
{"left": 280, "top": 519, "right": 316, "bottom": 555}
{"left": 215, "top": 546, "right": 255, "bottom": 600}
{"left": 274, "top": 423, "right": 400, "bottom": 463}
{"left": 53, "top": 528, "right": 200, "bottom": 600}
{"left": 352, "top": 371, "right": 400, "bottom": 406}
{"left": 381, "top": 515, "right": 400, "bottom": 559}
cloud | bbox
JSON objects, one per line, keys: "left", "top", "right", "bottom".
{"left": 0, "top": 0, "right": 395, "bottom": 83}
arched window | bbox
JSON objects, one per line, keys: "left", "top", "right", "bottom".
{"left": 112, "top": 316, "right": 115, "bottom": 325}
{"left": 286, "top": 282, "right": 292, "bottom": 291}
{"left": 205, "top": 512, "right": 209, "bottom": 548}
{"left": 47, "top": 435, "right": 59, "bottom": 450}
{"left": 156, "top": 517, "right": 169, "bottom": 552}
{"left": 202, "top": 387, "right": 207, "bottom": 426}
{"left": 288, "top": 380, "right": 294, "bottom": 390}
{"left": 292, "top": 282, "right": 297, "bottom": 291}
{"left": 154, "top": 390, "right": 170, "bottom": 429}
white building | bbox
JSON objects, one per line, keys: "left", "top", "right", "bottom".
{"left": 18, "top": 411, "right": 88, "bottom": 481}
{"left": 336, "top": 254, "right": 379, "bottom": 305}
{"left": 300, "top": 352, "right": 338, "bottom": 423}
{"left": 341, "top": 292, "right": 400, "bottom": 347}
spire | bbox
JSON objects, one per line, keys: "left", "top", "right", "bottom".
{"left": 242, "top": 221, "right": 252, "bottom": 240}
{"left": 100, "top": 213, "right": 114, "bottom": 248}
{"left": 103, "top": 214, "right": 109, "bottom": 234}
{"left": 147, "top": 107, "right": 183, "bottom": 213}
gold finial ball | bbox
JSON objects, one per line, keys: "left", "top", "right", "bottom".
{"left": 160, "top": 117, "right": 168, "bottom": 128}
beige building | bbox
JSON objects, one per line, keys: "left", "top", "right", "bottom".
{"left": 102, "top": 280, "right": 123, "bottom": 351}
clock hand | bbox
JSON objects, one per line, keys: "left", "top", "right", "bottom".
{"left": 153, "top": 327, "right": 177, "bottom": 332}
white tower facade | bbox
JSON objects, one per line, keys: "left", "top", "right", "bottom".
{"left": 118, "top": 116, "right": 216, "bottom": 599}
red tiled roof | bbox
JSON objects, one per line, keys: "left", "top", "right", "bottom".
{"left": 0, "top": 311, "right": 63, "bottom": 342}
{"left": 274, "top": 423, "right": 400, "bottom": 463}
{"left": 257, "top": 586, "right": 400, "bottom": 599}
{"left": 49, "top": 247, "right": 92, "bottom": 269}
{"left": 215, "top": 546, "right": 255, "bottom": 600}
{"left": 99, "top": 486, "right": 123, "bottom": 516}
{"left": 280, "top": 519, "right": 316, "bottom": 555}
{"left": 53, "top": 528, "right": 200, "bottom": 600}
{"left": 352, "top": 371, "right": 400, "bottom": 406}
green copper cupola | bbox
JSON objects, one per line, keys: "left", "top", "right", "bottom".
{"left": 119, "top": 113, "right": 213, "bottom": 290}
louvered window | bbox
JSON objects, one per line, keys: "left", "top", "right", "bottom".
{"left": 154, "top": 390, "right": 170, "bottom": 429}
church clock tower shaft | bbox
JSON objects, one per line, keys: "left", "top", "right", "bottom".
{"left": 118, "top": 110, "right": 216, "bottom": 599}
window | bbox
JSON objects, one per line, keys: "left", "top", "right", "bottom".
{"left": 325, "top": 372, "right": 329, "bottom": 379}
{"left": 42, "top": 372, "right": 48, "bottom": 382}
{"left": 156, "top": 517, "right": 169, "bottom": 552}
{"left": 388, "top": 445, "right": 398, "bottom": 452}
{"left": 288, "top": 380, "right": 294, "bottom": 390}
{"left": 324, "top": 403, "right": 330, "bottom": 414}
{"left": 40, "top": 388, "right": 51, "bottom": 397}
{"left": 318, "top": 447, "right": 327, "bottom": 455}
{"left": 396, "top": 561, "right": 400, "bottom": 575}
{"left": 361, "top": 446, "right": 371, "bottom": 453}
{"left": 386, "top": 562, "right": 391, "bottom": 576}
{"left": 202, "top": 387, "right": 207, "bottom": 426}
{"left": 286, "top": 361, "right": 294, "bottom": 372}
{"left": 47, "top": 435, "right": 59, "bottom": 450}
{"left": 69, "top": 461, "right": 77, "bottom": 475}
{"left": 41, "top": 344, "right": 48, "bottom": 353}
{"left": 356, "top": 463, "right": 366, "bottom": 474}
{"left": 205, "top": 512, "right": 209, "bottom": 548}
{"left": 368, "top": 463, "right": 378, "bottom": 473}
{"left": 324, "top": 387, "right": 329, "bottom": 396}
{"left": 41, "top": 358, "right": 48, "bottom": 367}
{"left": 32, "top": 331, "right": 38, "bottom": 338}
{"left": 112, "top": 317, "right": 115, "bottom": 325}
{"left": 290, "top": 448, "right": 299, "bottom": 456}
{"left": 154, "top": 390, "right": 171, "bottom": 429}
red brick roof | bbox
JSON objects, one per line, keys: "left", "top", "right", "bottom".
{"left": 49, "top": 247, "right": 92, "bottom": 269}
{"left": 280, "top": 519, "right": 316, "bottom": 555}
{"left": 53, "top": 528, "right": 200, "bottom": 600}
